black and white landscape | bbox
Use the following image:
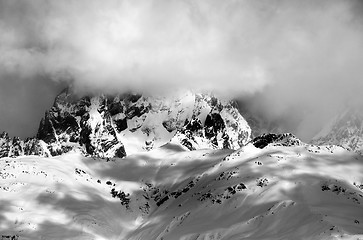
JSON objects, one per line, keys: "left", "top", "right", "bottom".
{"left": 1, "top": 1, "right": 363, "bottom": 240}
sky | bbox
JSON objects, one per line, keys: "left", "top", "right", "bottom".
{"left": 0, "top": 0, "right": 363, "bottom": 140}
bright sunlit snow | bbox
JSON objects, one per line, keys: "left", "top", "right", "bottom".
{"left": 1, "top": 143, "right": 362, "bottom": 239}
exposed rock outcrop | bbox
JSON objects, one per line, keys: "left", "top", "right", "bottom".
{"left": 252, "top": 133, "right": 302, "bottom": 149}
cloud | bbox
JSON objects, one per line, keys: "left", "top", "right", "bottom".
{"left": 0, "top": 0, "right": 363, "bottom": 139}
{"left": 0, "top": 0, "right": 278, "bottom": 95}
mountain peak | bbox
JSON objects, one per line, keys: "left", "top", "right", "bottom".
{"left": 31, "top": 89, "right": 252, "bottom": 158}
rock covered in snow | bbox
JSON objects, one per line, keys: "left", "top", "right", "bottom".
{"left": 34, "top": 88, "right": 251, "bottom": 158}
{"left": 252, "top": 133, "right": 302, "bottom": 149}
{"left": 0, "top": 132, "right": 50, "bottom": 158}
{"left": 172, "top": 95, "right": 251, "bottom": 150}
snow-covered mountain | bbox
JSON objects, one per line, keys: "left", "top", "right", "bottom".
{"left": 1, "top": 141, "right": 362, "bottom": 240}
{"left": 312, "top": 107, "right": 363, "bottom": 154}
{"left": 0, "top": 88, "right": 251, "bottom": 159}
{"left": 37, "top": 88, "right": 251, "bottom": 158}
{"left": 1, "top": 89, "right": 363, "bottom": 239}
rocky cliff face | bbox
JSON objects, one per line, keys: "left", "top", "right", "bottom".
{"left": 1, "top": 88, "right": 250, "bottom": 159}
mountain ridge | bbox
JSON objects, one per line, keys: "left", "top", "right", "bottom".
{"left": 0, "top": 89, "right": 252, "bottom": 158}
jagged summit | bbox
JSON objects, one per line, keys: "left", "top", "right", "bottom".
{"left": 20, "top": 88, "right": 251, "bottom": 158}
{"left": 312, "top": 107, "right": 363, "bottom": 153}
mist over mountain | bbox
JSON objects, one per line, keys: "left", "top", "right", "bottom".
{"left": 1, "top": 0, "right": 363, "bottom": 140}
{"left": 312, "top": 106, "right": 363, "bottom": 154}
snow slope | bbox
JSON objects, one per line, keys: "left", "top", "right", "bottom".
{"left": 1, "top": 142, "right": 363, "bottom": 240}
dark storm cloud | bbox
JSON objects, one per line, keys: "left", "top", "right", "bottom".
{"left": 0, "top": 73, "right": 64, "bottom": 138}
{"left": 0, "top": 0, "right": 363, "bottom": 139}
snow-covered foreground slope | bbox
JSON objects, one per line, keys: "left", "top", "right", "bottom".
{"left": 1, "top": 143, "right": 363, "bottom": 240}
